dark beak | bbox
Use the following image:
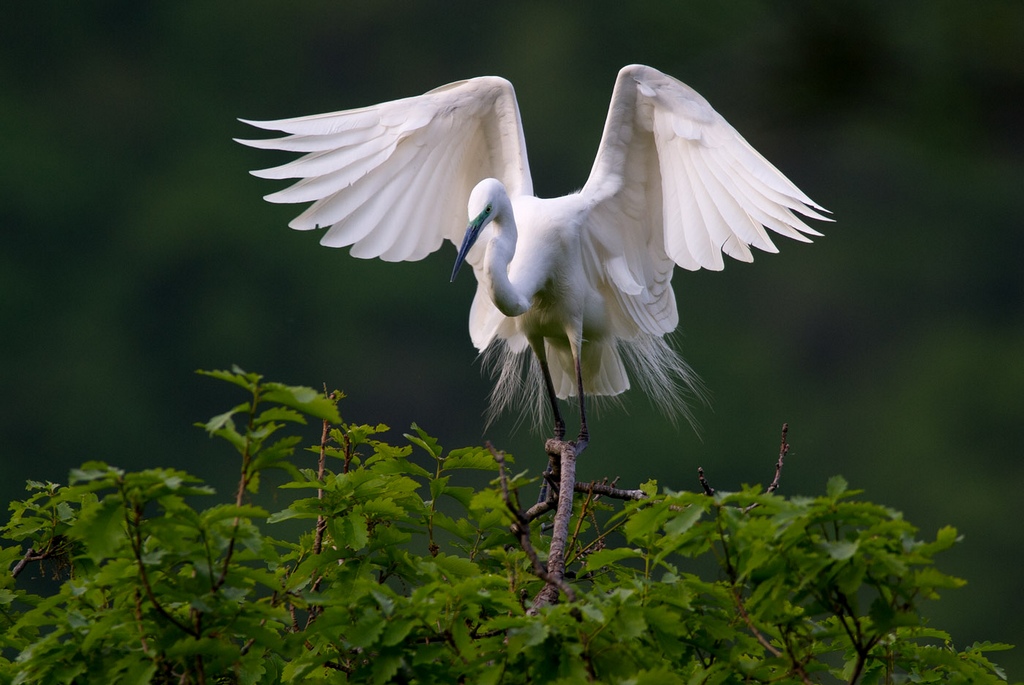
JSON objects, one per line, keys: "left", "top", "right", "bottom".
{"left": 450, "top": 217, "right": 483, "bottom": 282}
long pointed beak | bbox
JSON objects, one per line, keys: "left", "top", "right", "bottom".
{"left": 450, "top": 218, "right": 483, "bottom": 282}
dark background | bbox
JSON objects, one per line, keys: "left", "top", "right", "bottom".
{"left": 3, "top": 0, "right": 1022, "bottom": 675}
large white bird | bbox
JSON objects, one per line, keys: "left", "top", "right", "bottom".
{"left": 237, "top": 65, "right": 830, "bottom": 449}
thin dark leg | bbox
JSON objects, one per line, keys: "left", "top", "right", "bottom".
{"left": 536, "top": 357, "right": 566, "bottom": 504}
{"left": 538, "top": 357, "right": 565, "bottom": 441}
{"left": 573, "top": 351, "right": 588, "bottom": 450}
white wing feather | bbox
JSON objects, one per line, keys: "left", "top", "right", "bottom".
{"left": 582, "top": 64, "right": 831, "bottom": 339}
{"left": 236, "top": 77, "right": 533, "bottom": 264}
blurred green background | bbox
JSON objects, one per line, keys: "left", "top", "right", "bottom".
{"left": 3, "top": 0, "right": 1022, "bottom": 675}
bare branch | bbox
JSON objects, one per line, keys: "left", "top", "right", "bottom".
{"left": 524, "top": 479, "right": 645, "bottom": 523}
{"left": 575, "top": 480, "right": 646, "bottom": 501}
{"left": 486, "top": 443, "right": 576, "bottom": 604}
{"left": 698, "top": 467, "right": 715, "bottom": 496}
{"left": 766, "top": 423, "right": 789, "bottom": 495}
{"left": 529, "top": 438, "right": 584, "bottom": 611}
{"left": 704, "top": 423, "right": 790, "bottom": 512}
{"left": 743, "top": 423, "right": 791, "bottom": 513}
{"left": 12, "top": 549, "right": 44, "bottom": 578}
{"left": 522, "top": 499, "right": 555, "bottom": 523}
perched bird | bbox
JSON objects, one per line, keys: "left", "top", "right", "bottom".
{"left": 237, "top": 64, "right": 830, "bottom": 449}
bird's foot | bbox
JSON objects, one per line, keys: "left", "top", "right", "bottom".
{"left": 571, "top": 433, "right": 588, "bottom": 456}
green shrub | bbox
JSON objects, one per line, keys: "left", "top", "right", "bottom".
{"left": 1, "top": 368, "right": 1015, "bottom": 684}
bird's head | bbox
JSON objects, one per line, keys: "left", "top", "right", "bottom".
{"left": 450, "top": 179, "right": 506, "bottom": 282}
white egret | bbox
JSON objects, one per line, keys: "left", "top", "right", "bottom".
{"left": 237, "top": 64, "right": 830, "bottom": 449}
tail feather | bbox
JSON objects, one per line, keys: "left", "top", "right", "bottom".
{"left": 481, "top": 333, "right": 705, "bottom": 432}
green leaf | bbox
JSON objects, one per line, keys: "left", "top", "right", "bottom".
{"left": 442, "top": 485, "right": 475, "bottom": 509}
{"left": 199, "top": 503, "right": 269, "bottom": 525}
{"left": 196, "top": 366, "right": 261, "bottom": 392}
{"left": 823, "top": 539, "right": 859, "bottom": 560}
{"left": 201, "top": 402, "right": 250, "bottom": 434}
{"left": 429, "top": 474, "right": 450, "bottom": 502}
{"left": 68, "top": 496, "right": 125, "bottom": 562}
{"left": 346, "top": 423, "right": 390, "bottom": 445}
{"left": 262, "top": 382, "right": 341, "bottom": 423}
{"left": 69, "top": 462, "right": 123, "bottom": 485}
{"left": 255, "top": 406, "right": 307, "bottom": 426}
{"left": 370, "top": 650, "right": 402, "bottom": 684}
{"left": 117, "top": 657, "right": 157, "bottom": 685}
{"left": 432, "top": 552, "right": 480, "bottom": 579}
{"left": 380, "top": 618, "right": 415, "bottom": 647}
{"left": 329, "top": 512, "right": 369, "bottom": 550}
{"left": 505, "top": 619, "right": 548, "bottom": 656}
{"left": 443, "top": 446, "right": 499, "bottom": 471}
{"left": 916, "top": 525, "right": 961, "bottom": 556}
{"left": 914, "top": 566, "right": 966, "bottom": 590}
{"left": 579, "top": 547, "right": 642, "bottom": 573}
{"left": 826, "top": 475, "right": 849, "bottom": 498}
{"left": 635, "top": 668, "right": 686, "bottom": 685}
{"left": 405, "top": 423, "right": 443, "bottom": 458}
{"left": 266, "top": 507, "right": 308, "bottom": 524}
{"left": 969, "top": 641, "right": 1015, "bottom": 653}
{"left": 623, "top": 503, "right": 669, "bottom": 543}
{"left": 663, "top": 503, "right": 704, "bottom": 536}
{"left": 432, "top": 511, "right": 478, "bottom": 542}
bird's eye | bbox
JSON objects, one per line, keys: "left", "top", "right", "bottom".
{"left": 485, "top": 204, "right": 492, "bottom": 214}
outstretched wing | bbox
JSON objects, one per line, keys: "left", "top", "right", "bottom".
{"left": 581, "top": 64, "right": 831, "bottom": 337}
{"left": 236, "top": 77, "right": 533, "bottom": 263}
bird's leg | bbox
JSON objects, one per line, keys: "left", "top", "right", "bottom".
{"left": 537, "top": 357, "right": 566, "bottom": 441}
{"left": 572, "top": 351, "right": 589, "bottom": 453}
{"left": 536, "top": 356, "right": 565, "bottom": 503}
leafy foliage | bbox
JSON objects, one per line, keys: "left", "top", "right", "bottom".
{"left": 1, "top": 368, "right": 1015, "bottom": 684}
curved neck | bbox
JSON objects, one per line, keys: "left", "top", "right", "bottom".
{"left": 485, "top": 214, "right": 531, "bottom": 318}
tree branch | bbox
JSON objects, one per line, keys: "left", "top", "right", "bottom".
{"left": 313, "top": 395, "right": 332, "bottom": 556}
{"left": 307, "top": 388, "right": 336, "bottom": 628}
{"left": 487, "top": 443, "right": 576, "bottom": 605}
{"left": 698, "top": 467, "right": 715, "bottom": 496}
{"left": 767, "top": 422, "right": 789, "bottom": 495}
{"left": 128, "top": 502, "right": 199, "bottom": 638}
{"left": 575, "top": 480, "right": 646, "bottom": 501}
{"left": 523, "top": 479, "right": 644, "bottom": 523}
{"left": 703, "top": 422, "right": 790, "bottom": 510}
{"left": 529, "top": 438, "right": 582, "bottom": 611}
{"left": 12, "top": 548, "right": 46, "bottom": 579}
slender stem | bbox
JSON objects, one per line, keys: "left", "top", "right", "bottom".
{"left": 215, "top": 388, "right": 261, "bottom": 592}
{"left": 307, "top": 391, "right": 335, "bottom": 628}
{"left": 574, "top": 480, "right": 645, "bottom": 501}
{"left": 313, "top": 407, "right": 331, "bottom": 556}
{"left": 766, "top": 423, "right": 789, "bottom": 495}
{"left": 524, "top": 480, "right": 645, "bottom": 522}
{"left": 132, "top": 588, "right": 151, "bottom": 653}
{"left": 569, "top": 486, "right": 596, "bottom": 553}
{"left": 12, "top": 549, "right": 45, "bottom": 579}
{"left": 128, "top": 501, "right": 198, "bottom": 638}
